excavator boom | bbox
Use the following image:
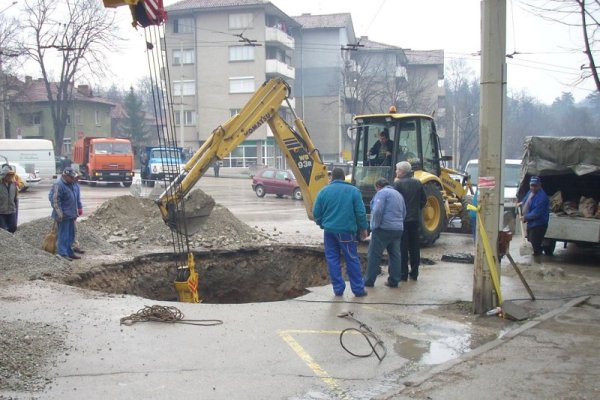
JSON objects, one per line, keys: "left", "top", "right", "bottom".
{"left": 156, "top": 78, "right": 328, "bottom": 235}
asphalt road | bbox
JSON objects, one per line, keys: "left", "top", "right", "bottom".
{"left": 9, "top": 174, "right": 600, "bottom": 400}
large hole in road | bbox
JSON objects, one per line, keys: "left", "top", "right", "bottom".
{"left": 65, "top": 246, "right": 332, "bottom": 303}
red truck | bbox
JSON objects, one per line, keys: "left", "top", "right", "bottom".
{"left": 73, "top": 137, "right": 134, "bottom": 187}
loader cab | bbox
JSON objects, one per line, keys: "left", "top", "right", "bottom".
{"left": 351, "top": 114, "right": 441, "bottom": 210}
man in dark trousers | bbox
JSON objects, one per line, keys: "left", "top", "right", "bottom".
{"left": 49, "top": 167, "right": 81, "bottom": 261}
{"left": 394, "top": 161, "right": 426, "bottom": 281}
{"left": 313, "top": 167, "right": 369, "bottom": 297}
{"left": 520, "top": 175, "right": 550, "bottom": 258}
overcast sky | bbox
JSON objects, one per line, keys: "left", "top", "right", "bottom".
{"left": 8, "top": 0, "right": 597, "bottom": 104}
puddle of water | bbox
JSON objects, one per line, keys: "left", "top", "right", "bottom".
{"left": 395, "top": 333, "right": 473, "bottom": 365}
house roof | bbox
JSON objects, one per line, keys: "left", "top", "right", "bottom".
{"left": 167, "top": 0, "right": 268, "bottom": 11}
{"left": 404, "top": 49, "right": 444, "bottom": 66}
{"left": 293, "top": 13, "right": 352, "bottom": 29}
{"left": 167, "top": 0, "right": 300, "bottom": 28}
{"left": 357, "top": 36, "right": 401, "bottom": 51}
{"left": 11, "top": 78, "right": 115, "bottom": 107}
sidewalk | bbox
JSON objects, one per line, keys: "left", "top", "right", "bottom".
{"left": 378, "top": 295, "right": 600, "bottom": 399}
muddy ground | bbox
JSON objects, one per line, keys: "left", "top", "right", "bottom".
{"left": 1, "top": 188, "right": 599, "bottom": 396}
{"left": 0, "top": 189, "right": 295, "bottom": 394}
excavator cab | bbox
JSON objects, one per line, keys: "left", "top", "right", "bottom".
{"left": 352, "top": 113, "right": 449, "bottom": 245}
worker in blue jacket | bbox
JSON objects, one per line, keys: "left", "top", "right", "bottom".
{"left": 49, "top": 167, "right": 81, "bottom": 261}
{"left": 313, "top": 168, "right": 369, "bottom": 297}
{"left": 520, "top": 175, "right": 550, "bottom": 257}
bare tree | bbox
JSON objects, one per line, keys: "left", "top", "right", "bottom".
{"left": 0, "top": 13, "right": 23, "bottom": 138}
{"left": 519, "top": 0, "right": 600, "bottom": 93}
{"left": 21, "top": 0, "right": 121, "bottom": 155}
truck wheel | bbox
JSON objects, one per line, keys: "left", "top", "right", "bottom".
{"left": 420, "top": 182, "right": 446, "bottom": 246}
{"left": 293, "top": 188, "right": 303, "bottom": 201}
{"left": 148, "top": 180, "right": 155, "bottom": 188}
{"left": 255, "top": 185, "right": 266, "bottom": 197}
{"left": 89, "top": 180, "right": 97, "bottom": 187}
{"left": 542, "top": 239, "right": 556, "bottom": 256}
{"left": 122, "top": 182, "right": 132, "bottom": 188}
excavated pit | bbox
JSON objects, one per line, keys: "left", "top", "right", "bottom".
{"left": 65, "top": 245, "right": 331, "bottom": 303}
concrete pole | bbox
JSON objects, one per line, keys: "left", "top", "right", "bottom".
{"left": 473, "top": 0, "right": 506, "bottom": 314}
{"left": 0, "top": 58, "right": 5, "bottom": 139}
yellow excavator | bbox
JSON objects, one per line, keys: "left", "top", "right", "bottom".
{"left": 156, "top": 78, "right": 329, "bottom": 302}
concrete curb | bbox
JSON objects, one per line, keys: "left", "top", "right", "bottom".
{"left": 373, "top": 295, "right": 591, "bottom": 400}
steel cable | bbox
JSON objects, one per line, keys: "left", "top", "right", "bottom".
{"left": 338, "top": 311, "right": 387, "bottom": 361}
{"left": 120, "top": 305, "right": 223, "bottom": 327}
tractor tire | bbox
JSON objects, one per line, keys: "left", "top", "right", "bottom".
{"left": 420, "top": 182, "right": 446, "bottom": 246}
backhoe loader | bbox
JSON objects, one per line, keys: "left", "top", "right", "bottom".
{"left": 351, "top": 109, "right": 472, "bottom": 245}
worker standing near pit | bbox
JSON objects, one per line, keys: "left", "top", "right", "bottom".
{"left": 0, "top": 165, "right": 18, "bottom": 233}
{"left": 49, "top": 167, "right": 82, "bottom": 261}
{"left": 313, "top": 167, "right": 369, "bottom": 297}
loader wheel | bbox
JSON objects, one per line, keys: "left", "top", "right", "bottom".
{"left": 255, "top": 185, "right": 266, "bottom": 198}
{"left": 420, "top": 182, "right": 446, "bottom": 246}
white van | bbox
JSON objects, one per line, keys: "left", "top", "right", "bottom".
{"left": 0, "top": 139, "right": 56, "bottom": 181}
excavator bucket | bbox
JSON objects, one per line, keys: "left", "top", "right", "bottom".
{"left": 165, "top": 190, "right": 216, "bottom": 236}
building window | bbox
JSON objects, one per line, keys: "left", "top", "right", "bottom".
{"left": 173, "top": 48, "right": 195, "bottom": 65}
{"left": 229, "top": 13, "right": 253, "bottom": 30}
{"left": 75, "top": 108, "right": 83, "bottom": 125}
{"left": 229, "top": 46, "right": 254, "bottom": 62}
{"left": 28, "top": 113, "right": 41, "bottom": 125}
{"left": 173, "top": 80, "right": 196, "bottom": 96}
{"left": 95, "top": 110, "right": 101, "bottom": 126}
{"left": 229, "top": 77, "right": 254, "bottom": 94}
{"left": 173, "top": 17, "right": 194, "bottom": 34}
{"left": 230, "top": 108, "right": 241, "bottom": 117}
{"left": 174, "top": 110, "right": 197, "bottom": 126}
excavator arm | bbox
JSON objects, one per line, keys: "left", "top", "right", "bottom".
{"left": 156, "top": 78, "right": 329, "bottom": 236}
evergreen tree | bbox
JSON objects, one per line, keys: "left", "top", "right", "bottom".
{"left": 123, "top": 87, "right": 150, "bottom": 151}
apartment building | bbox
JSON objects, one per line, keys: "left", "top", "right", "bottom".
{"left": 165, "top": 0, "right": 299, "bottom": 168}
{"left": 292, "top": 13, "right": 356, "bottom": 163}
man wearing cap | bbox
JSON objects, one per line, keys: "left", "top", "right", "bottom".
{"left": 394, "top": 161, "right": 427, "bottom": 281}
{"left": 0, "top": 165, "right": 18, "bottom": 233}
{"left": 49, "top": 167, "right": 81, "bottom": 261}
{"left": 520, "top": 175, "right": 550, "bottom": 257}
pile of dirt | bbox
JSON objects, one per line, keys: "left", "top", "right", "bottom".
{"left": 0, "top": 228, "right": 70, "bottom": 285}
{"left": 82, "top": 189, "right": 273, "bottom": 250}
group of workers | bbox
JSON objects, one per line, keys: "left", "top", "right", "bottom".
{"left": 0, "top": 163, "right": 84, "bottom": 261}
{"left": 313, "top": 161, "right": 426, "bottom": 297}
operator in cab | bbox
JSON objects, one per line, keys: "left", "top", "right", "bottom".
{"left": 368, "top": 129, "right": 394, "bottom": 166}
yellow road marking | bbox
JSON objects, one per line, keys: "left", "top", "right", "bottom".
{"left": 279, "top": 329, "right": 351, "bottom": 400}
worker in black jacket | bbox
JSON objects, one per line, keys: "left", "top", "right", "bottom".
{"left": 393, "top": 161, "right": 427, "bottom": 281}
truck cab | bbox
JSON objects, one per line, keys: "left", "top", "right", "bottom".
{"left": 73, "top": 137, "right": 135, "bottom": 187}
{"left": 140, "top": 146, "right": 184, "bottom": 187}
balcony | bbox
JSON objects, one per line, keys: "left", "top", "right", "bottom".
{"left": 265, "top": 26, "right": 294, "bottom": 50}
{"left": 265, "top": 59, "right": 295, "bottom": 80}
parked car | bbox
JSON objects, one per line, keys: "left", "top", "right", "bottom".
{"left": 251, "top": 168, "right": 303, "bottom": 200}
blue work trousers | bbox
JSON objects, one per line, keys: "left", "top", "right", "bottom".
{"left": 323, "top": 231, "right": 365, "bottom": 296}
{"left": 57, "top": 218, "right": 76, "bottom": 257}
{"left": 0, "top": 213, "right": 17, "bottom": 233}
{"left": 364, "top": 228, "right": 402, "bottom": 286}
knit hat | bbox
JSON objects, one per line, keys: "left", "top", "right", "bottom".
{"left": 0, "top": 165, "right": 15, "bottom": 178}
{"left": 63, "top": 167, "right": 78, "bottom": 178}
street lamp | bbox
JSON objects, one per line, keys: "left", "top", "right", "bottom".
{"left": 0, "top": 1, "right": 18, "bottom": 15}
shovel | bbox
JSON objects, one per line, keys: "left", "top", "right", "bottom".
{"left": 517, "top": 207, "right": 533, "bottom": 256}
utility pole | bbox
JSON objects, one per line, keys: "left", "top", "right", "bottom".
{"left": 179, "top": 43, "right": 185, "bottom": 149}
{"left": 473, "top": 0, "right": 506, "bottom": 314}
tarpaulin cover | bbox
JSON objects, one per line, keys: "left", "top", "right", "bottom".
{"left": 522, "top": 136, "right": 600, "bottom": 177}
{"left": 517, "top": 136, "right": 600, "bottom": 200}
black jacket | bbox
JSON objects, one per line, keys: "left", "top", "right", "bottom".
{"left": 394, "top": 177, "right": 426, "bottom": 222}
